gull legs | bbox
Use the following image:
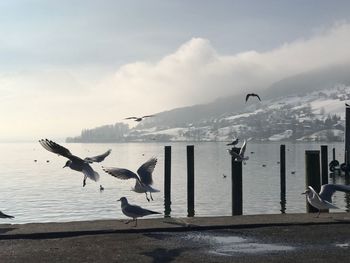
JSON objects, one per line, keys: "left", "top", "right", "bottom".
{"left": 124, "top": 218, "right": 138, "bottom": 227}
{"left": 83, "top": 175, "right": 87, "bottom": 187}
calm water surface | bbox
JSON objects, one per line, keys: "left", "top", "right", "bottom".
{"left": 0, "top": 141, "right": 348, "bottom": 224}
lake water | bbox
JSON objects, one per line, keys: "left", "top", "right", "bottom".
{"left": 0, "top": 141, "right": 349, "bottom": 224}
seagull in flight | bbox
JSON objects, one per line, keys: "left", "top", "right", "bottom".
{"left": 39, "top": 139, "right": 111, "bottom": 187}
{"left": 103, "top": 157, "right": 159, "bottom": 202}
{"left": 226, "top": 138, "right": 239, "bottom": 146}
{"left": 245, "top": 93, "right": 261, "bottom": 103}
{"left": 302, "top": 184, "right": 350, "bottom": 217}
{"left": 227, "top": 140, "right": 249, "bottom": 164}
{"left": 124, "top": 115, "right": 155, "bottom": 122}
{"left": 0, "top": 211, "right": 14, "bottom": 219}
{"left": 118, "top": 197, "right": 160, "bottom": 227}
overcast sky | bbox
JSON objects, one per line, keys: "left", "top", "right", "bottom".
{"left": 1, "top": 0, "right": 350, "bottom": 141}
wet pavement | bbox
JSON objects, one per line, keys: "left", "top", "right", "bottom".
{"left": 1, "top": 213, "right": 350, "bottom": 262}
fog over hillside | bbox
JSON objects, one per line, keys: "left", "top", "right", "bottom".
{"left": 67, "top": 62, "right": 350, "bottom": 143}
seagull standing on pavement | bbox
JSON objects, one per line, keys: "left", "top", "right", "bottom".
{"left": 103, "top": 157, "right": 159, "bottom": 202}
{"left": 39, "top": 139, "right": 111, "bottom": 187}
{"left": 302, "top": 184, "right": 350, "bottom": 217}
{"left": 0, "top": 211, "right": 14, "bottom": 219}
{"left": 118, "top": 197, "right": 160, "bottom": 227}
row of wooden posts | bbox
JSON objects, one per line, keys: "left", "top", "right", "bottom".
{"left": 163, "top": 144, "right": 332, "bottom": 217}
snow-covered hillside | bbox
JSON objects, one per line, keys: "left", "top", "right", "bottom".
{"left": 128, "top": 84, "right": 349, "bottom": 142}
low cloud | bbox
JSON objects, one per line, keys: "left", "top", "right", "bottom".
{"left": 1, "top": 22, "right": 350, "bottom": 140}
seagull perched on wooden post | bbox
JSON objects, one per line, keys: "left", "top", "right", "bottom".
{"left": 245, "top": 93, "right": 261, "bottom": 103}
{"left": 226, "top": 138, "right": 239, "bottom": 146}
{"left": 227, "top": 140, "right": 249, "bottom": 164}
{"left": 103, "top": 157, "right": 159, "bottom": 201}
{"left": 0, "top": 211, "right": 14, "bottom": 219}
{"left": 124, "top": 115, "right": 155, "bottom": 122}
{"left": 39, "top": 139, "right": 111, "bottom": 187}
{"left": 302, "top": 184, "right": 350, "bottom": 217}
{"left": 118, "top": 197, "right": 160, "bottom": 227}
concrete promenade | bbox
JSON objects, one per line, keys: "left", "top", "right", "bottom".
{"left": 1, "top": 213, "right": 350, "bottom": 262}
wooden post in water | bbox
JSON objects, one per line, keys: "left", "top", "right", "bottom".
{"left": 320, "top": 145, "right": 328, "bottom": 185}
{"left": 231, "top": 147, "right": 243, "bottom": 215}
{"left": 305, "top": 150, "right": 321, "bottom": 213}
{"left": 164, "top": 146, "right": 172, "bottom": 217}
{"left": 332, "top": 148, "right": 336, "bottom": 161}
{"left": 187, "top": 145, "right": 195, "bottom": 217}
{"left": 280, "top": 144, "right": 286, "bottom": 213}
{"left": 345, "top": 106, "right": 350, "bottom": 176}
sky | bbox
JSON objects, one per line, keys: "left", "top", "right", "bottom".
{"left": 1, "top": 0, "right": 350, "bottom": 141}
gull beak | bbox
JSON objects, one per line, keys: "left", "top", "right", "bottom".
{"left": 117, "top": 199, "right": 121, "bottom": 202}
{"left": 62, "top": 164, "right": 68, "bottom": 168}
{"left": 301, "top": 191, "right": 306, "bottom": 195}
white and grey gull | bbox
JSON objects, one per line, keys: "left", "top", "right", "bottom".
{"left": 103, "top": 157, "right": 159, "bottom": 202}
{"left": 302, "top": 184, "right": 350, "bottom": 217}
{"left": 39, "top": 139, "right": 111, "bottom": 187}
{"left": 227, "top": 139, "right": 249, "bottom": 164}
{"left": 118, "top": 197, "right": 160, "bottom": 226}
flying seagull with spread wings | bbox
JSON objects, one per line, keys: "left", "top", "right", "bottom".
{"left": 103, "top": 157, "right": 159, "bottom": 202}
{"left": 124, "top": 115, "right": 156, "bottom": 122}
{"left": 245, "top": 93, "right": 261, "bottom": 103}
{"left": 302, "top": 184, "right": 350, "bottom": 217}
{"left": 39, "top": 139, "right": 111, "bottom": 187}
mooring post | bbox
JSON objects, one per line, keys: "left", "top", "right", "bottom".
{"left": 345, "top": 106, "right": 350, "bottom": 176}
{"left": 332, "top": 148, "right": 335, "bottom": 161}
{"left": 305, "top": 150, "right": 321, "bottom": 213}
{"left": 280, "top": 144, "right": 286, "bottom": 213}
{"left": 187, "top": 145, "right": 195, "bottom": 217}
{"left": 231, "top": 147, "right": 243, "bottom": 215}
{"left": 320, "top": 145, "right": 328, "bottom": 185}
{"left": 164, "top": 146, "right": 172, "bottom": 217}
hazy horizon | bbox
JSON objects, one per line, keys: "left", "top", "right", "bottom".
{"left": 1, "top": 1, "right": 350, "bottom": 141}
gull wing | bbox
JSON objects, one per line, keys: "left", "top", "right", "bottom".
{"left": 142, "top": 115, "right": 155, "bottom": 118}
{"left": 308, "top": 186, "right": 323, "bottom": 202}
{"left": 239, "top": 140, "right": 247, "bottom": 156}
{"left": 39, "top": 139, "right": 82, "bottom": 162}
{"left": 137, "top": 157, "right": 157, "bottom": 185}
{"left": 102, "top": 167, "right": 139, "bottom": 181}
{"left": 85, "top": 149, "right": 112, "bottom": 163}
{"left": 124, "top": 204, "right": 160, "bottom": 217}
{"left": 255, "top": 94, "right": 261, "bottom": 101}
{"left": 227, "top": 149, "right": 241, "bottom": 159}
{"left": 125, "top": 117, "right": 138, "bottom": 120}
{"left": 82, "top": 163, "right": 100, "bottom": 182}
{"left": 245, "top": 94, "right": 250, "bottom": 102}
{"left": 319, "top": 184, "right": 350, "bottom": 203}
{"left": 0, "top": 211, "right": 14, "bottom": 219}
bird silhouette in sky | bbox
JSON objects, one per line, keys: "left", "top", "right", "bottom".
{"left": 39, "top": 139, "right": 111, "bottom": 187}
{"left": 124, "top": 115, "right": 156, "bottom": 122}
{"left": 245, "top": 93, "right": 261, "bottom": 103}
